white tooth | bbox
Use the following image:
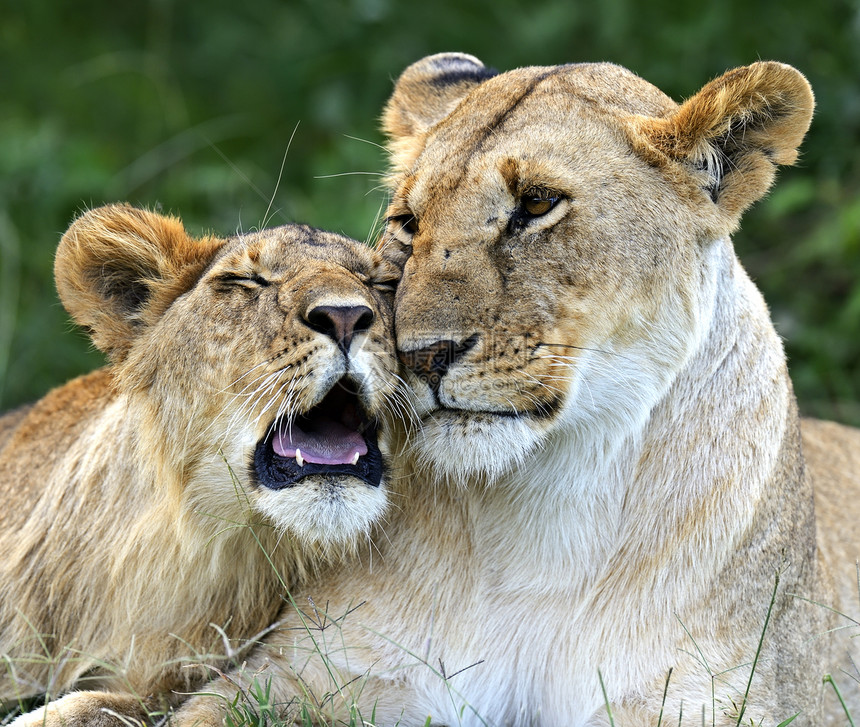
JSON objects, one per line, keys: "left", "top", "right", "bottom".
{"left": 351, "top": 451, "right": 360, "bottom": 466}
{"left": 296, "top": 449, "right": 305, "bottom": 467}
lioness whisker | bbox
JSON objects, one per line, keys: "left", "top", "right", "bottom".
{"left": 341, "top": 133, "right": 387, "bottom": 151}
{"left": 519, "top": 371, "right": 567, "bottom": 397}
{"left": 364, "top": 199, "right": 389, "bottom": 247}
{"left": 532, "top": 344, "right": 633, "bottom": 363}
{"left": 312, "top": 171, "right": 384, "bottom": 179}
{"left": 536, "top": 355, "right": 641, "bottom": 396}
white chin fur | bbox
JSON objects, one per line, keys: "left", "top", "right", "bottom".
{"left": 411, "top": 410, "right": 545, "bottom": 483}
{"left": 253, "top": 478, "right": 388, "bottom": 549}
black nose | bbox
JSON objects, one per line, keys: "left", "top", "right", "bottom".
{"left": 398, "top": 335, "right": 477, "bottom": 396}
{"left": 305, "top": 304, "right": 375, "bottom": 353}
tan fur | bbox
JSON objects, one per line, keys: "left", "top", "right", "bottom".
{"left": 160, "top": 58, "right": 860, "bottom": 726}
{"left": 0, "top": 205, "right": 402, "bottom": 722}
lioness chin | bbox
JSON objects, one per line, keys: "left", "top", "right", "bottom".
{"left": 161, "top": 57, "right": 859, "bottom": 727}
{"left": 0, "top": 204, "right": 401, "bottom": 724}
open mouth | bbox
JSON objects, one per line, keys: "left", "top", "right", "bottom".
{"left": 253, "top": 379, "right": 384, "bottom": 489}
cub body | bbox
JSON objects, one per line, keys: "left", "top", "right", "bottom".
{"left": 0, "top": 205, "right": 400, "bottom": 719}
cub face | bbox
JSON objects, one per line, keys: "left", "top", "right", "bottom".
{"left": 380, "top": 54, "right": 813, "bottom": 481}
{"left": 57, "top": 205, "right": 401, "bottom": 545}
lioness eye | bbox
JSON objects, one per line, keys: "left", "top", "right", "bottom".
{"left": 389, "top": 214, "right": 418, "bottom": 238}
{"left": 522, "top": 195, "right": 558, "bottom": 217}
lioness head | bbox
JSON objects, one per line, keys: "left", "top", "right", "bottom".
{"left": 56, "top": 204, "right": 401, "bottom": 545}
{"left": 380, "top": 54, "right": 813, "bottom": 481}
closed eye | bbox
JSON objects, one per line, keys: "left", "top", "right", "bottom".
{"left": 372, "top": 279, "right": 398, "bottom": 293}
{"left": 216, "top": 272, "right": 271, "bottom": 288}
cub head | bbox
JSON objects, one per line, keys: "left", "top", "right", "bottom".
{"left": 380, "top": 54, "right": 813, "bottom": 481}
{"left": 56, "top": 204, "right": 401, "bottom": 547}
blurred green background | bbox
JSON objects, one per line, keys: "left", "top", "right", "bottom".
{"left": 1, "top": 0, "right": 858, "bottom": 424}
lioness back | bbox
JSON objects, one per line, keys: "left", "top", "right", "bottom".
{"left": 803, "top": 417, "right": 860, "bottom": 721}
{"left": 0, "top": 204, "right": 401, "bottom": 721}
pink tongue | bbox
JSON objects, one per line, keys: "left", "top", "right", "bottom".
{"left": 272, "top": 419, "right": 367, "bottom": 465}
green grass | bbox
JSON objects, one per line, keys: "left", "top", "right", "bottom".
{"left": 7, "top": 557, "right": 856, "bottom": 727}
{"left": 2, "top": 542, "right": 859, "bottom": 726}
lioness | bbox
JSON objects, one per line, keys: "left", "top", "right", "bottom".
{"left": 0, "top": 204, "right": 401, "bottom": 723}
{"left": 162, "top": 57, "right": 859, "bottom": 726}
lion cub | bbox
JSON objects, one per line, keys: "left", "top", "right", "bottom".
{"left": 0, "top": 204, "right": 401, "bottom": 722}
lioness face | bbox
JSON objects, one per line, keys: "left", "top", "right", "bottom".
{"left": 384, "top": 98, "right": 699, "bottom": 478}
{"left": 380, "top": 59, "right": 799, "bottom": 481}
{"left": 59, "top": 207, "right": 401, "bottom": 546}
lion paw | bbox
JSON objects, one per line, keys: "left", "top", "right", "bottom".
{"left": 10, "top": 691, "right": 150, "bottom": 727}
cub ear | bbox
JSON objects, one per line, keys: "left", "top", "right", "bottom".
{"left": 55, "top": 203, "right": 223, "bottom": 362}
{"left": 382, "top": 53, "right": 497, "bottom": 171}
{"left": 636, "top": 62, "right": 814, "bottom": 225}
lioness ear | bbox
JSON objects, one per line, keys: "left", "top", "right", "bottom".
{"left": 383, "top": 53, "right": 497, "bottom": 172}
{"left": 55, "top": 204, "right": 223, "bottom": 362}
{"left": 636, "top": 62, "right": 814, "bottom": 225}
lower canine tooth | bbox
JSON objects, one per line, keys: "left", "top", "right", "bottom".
{"left": 296, "top": 449, "right": 305, "bottom": 467}
{"left": 350, "top": 452, "right": 360, "bottom": 466}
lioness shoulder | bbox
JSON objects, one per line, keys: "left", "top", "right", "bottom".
{"left": 0, "top": 204, "right": 401, "bottom": 721}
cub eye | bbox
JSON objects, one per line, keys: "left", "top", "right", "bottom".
{"left": 355, "top": 269, "right": 398, "bottom": 294}
{"left": 217, "top": 272, "right": 270, "bottom": 288}
{"left": 521, "top": 194, "right": 559, "bottom": 217}
{"left": 373, "top": 281, "right": 398, "bottom": 294}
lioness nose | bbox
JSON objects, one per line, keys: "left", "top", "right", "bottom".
{"left": 305, "top": 305, "right": 375, "bottom": 352}
{"left": 398, "top": 335, "right": 477, "bottom": 394}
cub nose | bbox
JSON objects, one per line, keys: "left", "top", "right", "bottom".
{"left": 304, "top": 304, "right": 375, "bottom": 353}
{"left": 398, "top": 335, "right": 477, "bottom": 395}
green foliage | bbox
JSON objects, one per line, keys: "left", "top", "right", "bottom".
{"left": 824, "top": 674, "right": 858, "bottom": 727}
{"left": 1, "top": 0, "right": 858, "bottom": 422}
